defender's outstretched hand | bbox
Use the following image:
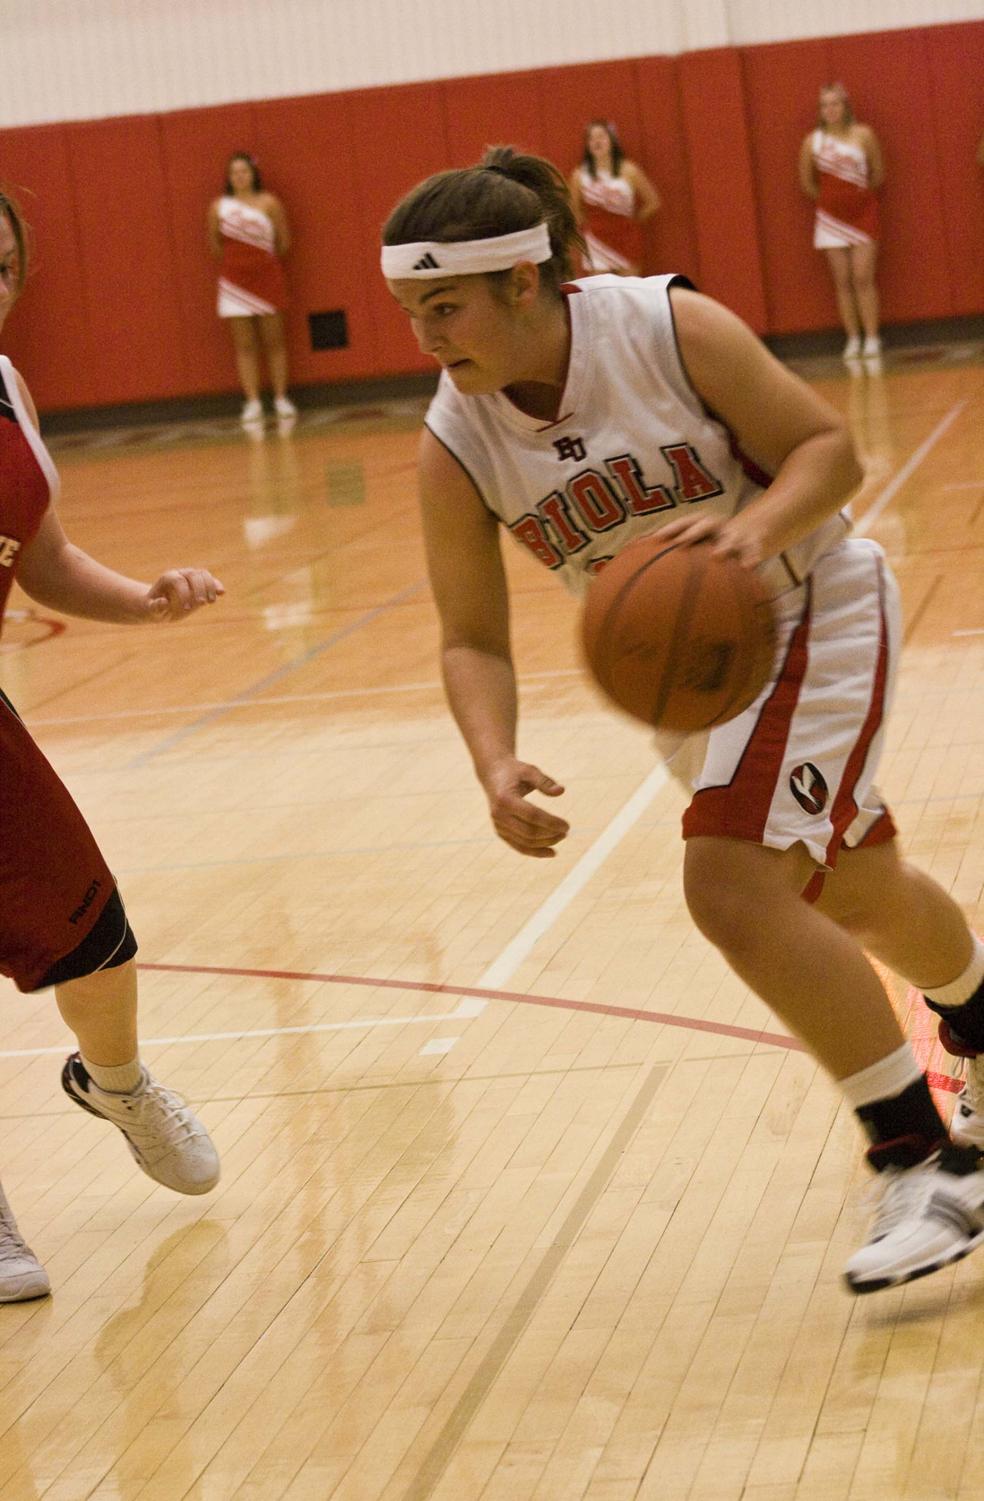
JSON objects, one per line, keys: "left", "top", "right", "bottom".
{"left": 145, "top": 569, "right": 225, "bottom": 622}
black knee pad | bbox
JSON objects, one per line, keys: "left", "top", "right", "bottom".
{"left": 34, "top": 886, "right": 138, "bottom": 990}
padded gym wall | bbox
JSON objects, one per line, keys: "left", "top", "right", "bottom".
{"left": 0, "top": 20, "right": 980, "bottom": 412}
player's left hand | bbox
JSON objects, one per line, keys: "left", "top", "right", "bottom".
{"left": 651, "top": 515, "right": 767, "bottom": 570}
{"left": 144, "top": 568, "right": 225, "bottom": 622}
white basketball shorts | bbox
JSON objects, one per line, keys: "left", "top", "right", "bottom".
{"left": 666, "top": 537, "right": 899, "bottom": 870}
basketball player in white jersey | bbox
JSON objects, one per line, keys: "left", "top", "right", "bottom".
{"left": 381, "top": 147, "right": 984, "bottom": 1294}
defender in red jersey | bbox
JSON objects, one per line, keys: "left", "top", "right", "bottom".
{"left": 0, "top": 188, "right": 225, "bottom": 1303}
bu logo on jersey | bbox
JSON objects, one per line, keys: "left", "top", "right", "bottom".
{"left": 790, "top": 763, "right": 828, "bottom": 815}
{"left": 509, "top": 443, "right": 724, "bottom": 569}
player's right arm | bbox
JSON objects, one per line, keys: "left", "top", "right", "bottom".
{"left": 206, "top": 199, "right": 222, "bottom": 259}
{"left": 418, "top": 428, "right": 568, "bottom": 857}
{"left": 568, "top": 169, "right": 584, "bottom": 224}
{"left": 265, "top": 194, "right": 291, "bottom": 256}
{"left": 860, "top": 126, "right": 885, "bottom": 190}
{"left": 797, "top": 135, "right": 818, "bottom": 199}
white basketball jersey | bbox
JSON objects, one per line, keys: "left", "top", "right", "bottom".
{"left": 424, "top": 274, "right": 849, "bottom": 600}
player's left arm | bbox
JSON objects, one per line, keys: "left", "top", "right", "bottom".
{"left": 861, "top": 127, "right": 885, "bottom": 189}
{"left": 266, "top": 195, "right": 291, "bottom": 256}
{"left": 656, "top": 287, "right": 862, "bottom": 567}
{"left": 18, "top": 506, "right": 225, "bottom": 624}
{"left": 626, "top": 161, "right": 661, "bottom": 221}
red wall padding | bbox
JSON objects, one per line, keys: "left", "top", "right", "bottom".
{"left": 677, "top": 49, "right": 769, "bottom": 330}
{"left": 0, "top": 21, "right": 980, "bottom": 412}
{"left": 925, "top": 22, "right": 984, "bottom": 315}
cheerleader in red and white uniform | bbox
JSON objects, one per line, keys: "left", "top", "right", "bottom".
{"left": 569, "top": 120, "right": 660, "bottom": 276}
{"left": 799, "top": 85, "right": 885, "bottom": 363}
{"left": 208, "top": 153, "right": 296, "bottom": 425}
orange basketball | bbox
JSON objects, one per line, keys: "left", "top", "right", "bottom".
{"left": 580, "top": 536, "right": 777, "bottom": 733}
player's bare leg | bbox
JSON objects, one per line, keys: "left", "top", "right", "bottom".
{"left": 814, "top": 841, "right": 973, "bottom": 991}
{"left": 55, "top": 956, "right": 138, "bottom": 1064}
{"left": 817, "top": 841, "right": 984, "bottom": 1145}
{"left": 57, "top": 959, "right": 219, "bottom": 1195}
{"left": 849, "top": 241, "right": 880, "bottom": 350}
{"left": 683, "top": 835, "right": 984, "bottom": 1292}
{"left": 229, "top": 315, "right": 263, "bottom": 421}
{"left": 259, "top": 312, "right": 295, "bottom": 418}
{"left": 824, "top": 246, "right": 862, "bottom": 358}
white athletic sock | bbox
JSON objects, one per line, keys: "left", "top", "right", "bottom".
{"left": 80, "top": 1054, "right": 143, "bottom": 1094}
{"left": 839, "top": 1043, "right": 923, "bottom": 1111}
{"left": 924, "top": 934, "right": 984, "bottom": 1008}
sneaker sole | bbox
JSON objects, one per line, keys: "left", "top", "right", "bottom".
{"left": 844, "top": 1225, "right": 984, "bottom": 1295}
{"left": 0, "top": 1274, "right": 51, "bottom": 1303}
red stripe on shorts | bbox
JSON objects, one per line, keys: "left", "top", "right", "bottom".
{"left": 823, "top": 564, "right": 890, "bottom": 864}
{"left": 682, "top": 594, "right": 813, "bottom": 843}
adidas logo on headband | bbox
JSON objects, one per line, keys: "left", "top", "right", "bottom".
{"left": 381, "top": 223, "right": 553, "bottom": 279}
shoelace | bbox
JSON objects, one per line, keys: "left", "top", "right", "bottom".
{"left": 862, "top": 1161, "right": 935, "bottom": 1240}
{"left": 99, "top": 1080, "right": 205, "bottom": 1156}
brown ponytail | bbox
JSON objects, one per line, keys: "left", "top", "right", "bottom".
{"left": 382, "top": 145, "right": 583, "bottom": 291}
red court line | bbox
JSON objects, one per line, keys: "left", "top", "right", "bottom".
{"left": 136, "top": 962, "right": 962, "bottom": 1092}
{"left": 138, "top": 961, "right": 804, "bottom": 1054}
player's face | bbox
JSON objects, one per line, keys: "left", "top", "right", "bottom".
{"left": 819, "top": 91, "right": 846, "bottom": 127}
{"left": 0, "top": 216, "right": 20, "bottom": 332}
{"left": 388, "top": 274, "right": 526, "bottom": 394}
{"left": 228, "top": 157, "right": 256, "bottom": 193}
{"left": 587, "top": 126, "right": 613, "bottom": 162}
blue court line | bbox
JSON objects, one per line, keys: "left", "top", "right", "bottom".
{"left": 126, "top": 579, "right": 426, "bottom": 769}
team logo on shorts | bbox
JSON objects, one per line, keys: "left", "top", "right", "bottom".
{"left": 790, "top": 763, "right": 828, "bottom": 815}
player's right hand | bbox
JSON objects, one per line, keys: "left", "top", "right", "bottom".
{"left": 483, "top": 758, "right": 569, "bottom": 858}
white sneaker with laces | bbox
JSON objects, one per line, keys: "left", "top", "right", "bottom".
{"left": 862, "top": 335, "right": 882, "bottom": 358}
{"left": 842, "top": 336, "right": 862, "bottom": 361}
{"left": 0, "top": 1184, "right": 51, "bottom": 1303}
{"left": 273, "top": 396, "right": 297, "bottom": 419}
{"left": 241, "top": 398, "right": 264, "bottom": 424}
{"left": 61, "top": 1054, "right": 220, "bottom": 1195}
{"left": 844, "top": 1143, "right": 984, "bottom": 1294}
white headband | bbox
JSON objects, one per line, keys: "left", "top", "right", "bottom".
{"left": 380, "top": 223, "right": 552, "bottom": 279}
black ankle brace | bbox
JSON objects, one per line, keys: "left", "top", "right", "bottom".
{"left": 865, "top": 1133, "right": 942, "bottom": 1171}
{"left": 856, "top": 1074, "right": 948, "bottom": 1160}
{"left": 925, "top": 979, "right": 984, "bottom": 1053}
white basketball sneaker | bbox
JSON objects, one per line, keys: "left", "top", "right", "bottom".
{"left": 61, "top": 1054, "right": 220, "bottom": 1195}
{"left": 844, "top": 1140, "right": 984, "bottom": 1294}
{"left": 0, "top": 1184, "right": 51, "bottom": 1303}
{"left": 842, "top": 335, "right": 862, "bottom": 361}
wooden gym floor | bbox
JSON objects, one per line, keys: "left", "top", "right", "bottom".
{"left": 0, "top": 339, "right": 982, "bottom": 1500}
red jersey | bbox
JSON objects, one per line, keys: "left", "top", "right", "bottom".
{"left": 0, "top": 354, "right": 58, "bottom": 631}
